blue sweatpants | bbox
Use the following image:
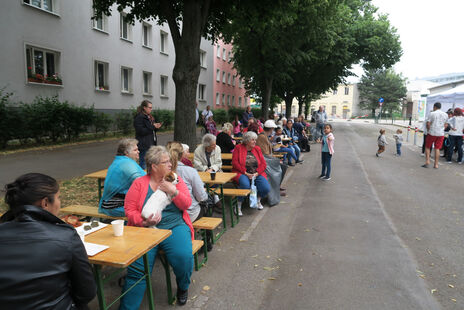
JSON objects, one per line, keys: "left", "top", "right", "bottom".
{"left": 99, "top": 206, "right": 126, "bottom": 218}
{"left": 238, "top": 174, "right": 270, "bottom": 202}
{"left": 119, "top": 224, "right": 193, "bottom": 310}
{"left": 321, "top": 151, "right": 332, "bottom": 178}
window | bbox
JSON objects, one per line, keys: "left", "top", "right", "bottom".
{"left": 333, "top": 89, "right": 338, "bottom": 95}
{"left": 345, "top": 87, "right": 349, "bottom": 95}
{"left": 216, "top": 93, "right": 220, "bottom": 106}
{"left": 23, "top": 0, "right": 54, "bottom": 13}
{"left": 227, "top": 51, "right": 231, "bottom": 63}
{"left": 121, "top": 67, "right": 133, "bottom": 93}
{"left": 200, "top": 50, "right": 206, "bottom": 68}
{"left": 232, "top": 96, "right": 235, "bottom": 106}
{"left": 160, "top": 31, "right": 168, "bottom": 54}
{"left": 232, "top": 75, "right": 235, "bottom": 86}
{"left": 216, "top": 45, "right": 221, "bottom": 58}
{"left": 222, "top": 48, "right": 226, "bottom": 61}
{"left": 26, "top": 45, "right": 61, "bottom": 85}
{"left": 160, "top": 75, "right": 168, "bottom": 96}
{"left": 238, "top": 78, "right": 242, "bottom": 88}
{"left": 216, "top": 69, "right": 220, "bottom": 82}
{"left": 227, "top": 95, "right": 230, "bottom": 106}
{"left": 198, "top": 84, "right": 206, "bottom": 101}
{"left": 93, "top": 13, "right": 108, "bottom": 32}
{"left": 120, "top": 13, "right": 132, "bottom": 41}
{"left": 142, "top": 23, "right": 152, "bottom": 48}
{"left": 94, "top": 60, "right": 109, "bottom": 90}
{"left": 244, "top": 97, "right": 248, "bottom": 105}
{"left": 222, "top": 71, "right": 226, "bottom": 84}
{"left": 222, "top": 94, "right": 225, "bottom": 105}
{"left": 238, "top": 97, "right": 242, "bottom": 106}
{"left": 143, "top": 71, "right": 152, "bottom": 95}
{"left": 332, "top": 105, "right": 337, "bottom": 115}
{"left": 227, "top": 73, "right": 231, "bottom": 85}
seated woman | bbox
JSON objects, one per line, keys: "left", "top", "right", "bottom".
{"left": 272, "top": 127, "right": 299, "bottom": 166}
{"left": 194, "top": 133, "right": 222, "bottom": 172}
{"left": 205, "top": 115, "right": 218, "bottom": 136}
{"left": 283, "top": 119, "right": 303, "bottom": 163}
{"left": 216, "top": 122, "right": 236, "bottom": 155}
{"left": 99, "top": 139, "right": 146, "bottom": 218}
{"left": 120, "top": 146, "right": 193, "bottom": 308}
{"left": 232, "top": 131, "right": 270, "bottom": 215}
{"left": 243, "top": 117, "right": 264, "bottom": 134}
{"left": 0, "top": 173, "right": 96, "bottom": 310}
{"left": 181, "top": 143, "right": 194, "bottom": 167}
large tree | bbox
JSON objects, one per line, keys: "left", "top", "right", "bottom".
{"left": 358, "top": 68, "right": 407, "bottom": 117}
{"left": 93, "top": 0, "right": 232, "bottom": 147}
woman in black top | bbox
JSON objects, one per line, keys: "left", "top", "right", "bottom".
{"left": 134, "top": 100, "right": 162, "bottom": 169}
{"left": 0, "top": 173, "right": 96, "bottom": 310}
{"left": 216, "top": 122, "right": 236, "bottom": 154}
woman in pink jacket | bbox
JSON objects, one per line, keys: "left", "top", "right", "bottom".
{"left": 120, "top": 146, "right": 193, "bottom": 308}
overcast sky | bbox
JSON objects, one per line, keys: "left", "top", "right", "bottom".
{"left": 348, "top": 0, "right": 464, "bottom": 82}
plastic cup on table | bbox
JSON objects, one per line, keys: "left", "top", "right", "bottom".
{"left": 210, "top": 171, "right": 216, "bottom": 180}
{"left": 111, "top": 220, "right": 124, "bottom": 237}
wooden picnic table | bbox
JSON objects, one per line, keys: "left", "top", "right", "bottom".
{"left": 86, "top": 225, "right": 171, "bottom": 310}
{"left": 84, "top": 169, "right": 108, "bottom": 200}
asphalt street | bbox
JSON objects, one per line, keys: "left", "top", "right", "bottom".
{"left": 1, "top": 122, "right": 463, "bottom": 309}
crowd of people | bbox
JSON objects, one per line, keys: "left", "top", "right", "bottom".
{"left": 0, "top": 100, "right": 336, "bottom": 309}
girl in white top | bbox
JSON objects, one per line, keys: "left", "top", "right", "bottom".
{"left": 446, "top": 108, "right": 464, "bottom": 163}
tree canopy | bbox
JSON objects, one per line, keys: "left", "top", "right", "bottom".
{"left": 358, "top": 68, "right": 407, "bottom": 116}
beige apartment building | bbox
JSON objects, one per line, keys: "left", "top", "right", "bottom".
{"left": 310, "top": 84, "right": 360, "bottom": 119}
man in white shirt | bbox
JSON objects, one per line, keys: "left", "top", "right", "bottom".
{"left": 422, "top": 102, "right": 448, "bottom": 169}
{"left": 201, "top": 105, "right": 213, "bottom": 123}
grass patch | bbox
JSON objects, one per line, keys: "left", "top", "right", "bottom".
{"left": 0, "top": 177, "right": 99, "bottom": 215}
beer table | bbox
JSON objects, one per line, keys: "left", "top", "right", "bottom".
{"left": 86, "top": 225, "right": 171, "bottom": 310}
{"left": 84, "top": 169, "right": 108, "bottom": 200}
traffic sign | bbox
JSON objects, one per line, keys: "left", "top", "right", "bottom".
{"left": 379, "top": 97, "right": 384, "bottom": 106}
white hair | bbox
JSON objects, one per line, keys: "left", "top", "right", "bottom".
{"left": 243, "top": 131, "right": 258, "bottom": 144}
{"left": 181, "top": 143, "right": 189, "bottom": 152}
{"left": 202, "top": 133, "right": 217, "bottom": 147}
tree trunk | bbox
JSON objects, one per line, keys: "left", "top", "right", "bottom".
{"left": 261, "top": 77, "right": 273, "bottom": 120}
{"left": 304, "top": 101, "right": 310, "bottom": 119}
{"left": 284, "top": 95, "right": 294, "bottom": 119}
{"left": 297, "top": 99, "right": 303, "bottom": 116}
{"left": 166, "top": 0, "right": 206, "bottom": 149}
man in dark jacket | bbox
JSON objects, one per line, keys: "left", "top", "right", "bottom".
{"left": 134, "top": 100, "right": 162, "bottom": 169}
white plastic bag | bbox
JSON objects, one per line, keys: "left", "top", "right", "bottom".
{"left": 249, "top": 176, "right": 258, "bottom": 209}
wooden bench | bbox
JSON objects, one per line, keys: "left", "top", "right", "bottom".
{"left": 222, "top": 165, "right": 233, "bottom": 171}
{"left": 159, "top": 239, "right": 204, "bottom": 304}
{"left": 214, "top": 188, "right": 250, "bottom": 227}
{"left": 193, "top": 216, "right": 223, "bottom": 244}
{"left": 60, "top": 205, "right": 127, "bottom": 221}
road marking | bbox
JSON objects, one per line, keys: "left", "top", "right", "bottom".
{"left": 240, "top": 208, "right": 269, "bottom": 241}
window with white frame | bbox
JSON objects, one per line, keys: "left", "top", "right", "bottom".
{"left": 227, "top": 95, "right": 230, "bottom": 106}
{"left": 232, "top": 96, "right": 235, "bottom": 106}
{"left": 222, "top": 71, "right": 226, "bottom": 84}
{"left": 23, "top": 0, "right": 55, "bottom": 13}
{"left": 143, "top": 71, "right": 152, "bottom": 95}
{"left": 160, "top": 75, "right": 168, "bottom": 96}
{"left": 120, "top": 13, "right": 132, "bottom": 41}
{"left": 222, "top": 48, "right": 226, "bottom": 61}
{"left": 26, "top": 45, "right": 61, "bottom": 84}
{"left": 200, "top": 50, "right": 206, "bottom": 68}
{"left": 93, "top": 12, "right": 108, "bottom": 32}
{"left": 238, "top": 97, "right": 242, "bottom": 106}
{"left": 232, "top": 75, "right": 235, "bottom": 86}
{"left": 227, "top": 51, "right": 231, "bottom": 63}
{"left": 222, "top": 94, "right": 225, "bottom": 105}
{"left": 244, "top": 97, "right": 248, "bottom": 105}
{"left": 216, "top": 69, "right": 220, "bottom": 82}
{"left": 121, "top": 67, "right": 133, "bottom": 93}
{"left": 198, "top": 84, "right": 206, "bottom": 101}
{"left": 94, "top": 60, "right": 109, "bottom": 90}
{"left": 227, "top": 73, "right": 231, "bottom": 85}
{"left": 216, "top": 45, "right": 221, "bottom": 58}
{"left": 160, "top": 31, "right": 168, "bottom": 53}
{"left": 216, "top": 93, "right": 220, "bottom": 106}
{"left": 238, "top": 78, "right": 242, "bottom": 88}
{"left": 142, "top": 23, "right": 152, "bottom": 48}
{"left": 345, "top": 87, "right": 349, "bottom": 95}
{"left": 333, "top": 89, "right": 338, "bottom": 95}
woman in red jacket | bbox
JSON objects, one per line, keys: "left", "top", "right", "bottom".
{"left": 232, "top": 131, "right": 270, "bottom": 216}
{"left": 120, "top": 145, "right": 193, "bottom": 308}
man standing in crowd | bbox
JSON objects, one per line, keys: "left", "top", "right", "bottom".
{"left": 202, "top": 105, "right": 213, "bottom": 124}
{"left": 134, "top": 100, "right": 162, "bottom": 169}
{"left": 315, "top": 106, "right": 327, "bottom": 135}
{"left": 422, "top": 102, "right": 448, "bottom": 169}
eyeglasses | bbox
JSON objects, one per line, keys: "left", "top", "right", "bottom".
{"left": 158, "top": 160, "right": 171, "bottom": 165}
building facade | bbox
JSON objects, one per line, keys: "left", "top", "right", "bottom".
{"left": 310, "top": 84, "right": 360, "bottom": 119}
{"left": 212, "top": 39, "right": 249, "bottom": 110}
{"left": 1, "top": 0, "right": 214, "bottom": 112}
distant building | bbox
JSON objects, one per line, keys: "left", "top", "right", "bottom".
{"left": 310, "top": 84, "right": 360, "bottom": 119}
{"left": 421, "top": 72, "right": 464, "bottom": 85}
{"left": 0, "top": 1, "right": 214, "bottom": 112}
{"left": 212, "top": 39, "right": 249, "bottom": 110}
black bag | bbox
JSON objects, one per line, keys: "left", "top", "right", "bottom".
{"left": 101, "top": 193, "right": 125, "bottom": 209}
{"left": 199, "top": 193, "right": 215, "bottom": 216}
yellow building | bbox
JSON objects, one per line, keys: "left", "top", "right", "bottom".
{"left": 310, "top": 84, "right": 359, "bottom": 119}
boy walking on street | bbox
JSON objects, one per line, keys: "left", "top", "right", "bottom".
{"left": 376, "top": 129, "right": 387, "bottom": 157}
{"left": 393, "top": 129, "right": 403, "bottom": 156}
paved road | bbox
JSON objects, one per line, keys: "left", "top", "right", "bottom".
{"left": 3, "top": 122, "right": 463, "bottom": 309}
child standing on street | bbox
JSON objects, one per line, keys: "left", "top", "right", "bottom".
{"left": 393, "top": 129, "right": 403, "bottom": 156}
{"left": 376, "top": 129, "right": 388, "bottom": 157}
{"left": 319, "top": 124, "right": 335, "bottom": 181}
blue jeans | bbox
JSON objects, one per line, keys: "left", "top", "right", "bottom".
{"left": 119, "top": 224, "right": 193, "bottom": 310}
{"left": 290, "top": 144, "right": 301, "bottom": 160}
{"left": 321, "top": 152, "right": 332, "bottom": 177}
{"left": 447, "top": 135, "right": 463, "bottom": 162}
{"left": 316, "top": 123, "right": 324, "bottom": 135}
{"left": 396, "top": 143, "right": 402, "bottom": 156}
{"left": 238, "top": 174, "right": 270, "bottom": 202}
{"left": 139, "top": 149, "right": 147, "bottom": 170}
{"left": 276, "top": 146, "right": 298, "bottom": 164}
{"left": 99, "top": 206, "right": 126, "bottom": 218}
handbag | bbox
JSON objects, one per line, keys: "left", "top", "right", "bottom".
{"left": 249, "top": 177, "right": 258, "bottom": 209}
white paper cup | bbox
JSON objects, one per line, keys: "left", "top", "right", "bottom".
{"left": 77, "top": 230, "right": 85, "bottom": 243}
{"left": 111, "top": 220, "right": 124, "bottom": 237}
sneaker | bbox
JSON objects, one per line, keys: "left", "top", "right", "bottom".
{"left": 459, "top": 161, "right": 463, "bottom": 165}
{"left": 177, "top": 289, "right": 188, "bottom": 306}
{"left": 420, "top": 153, "right": 425, "bottom": 157}
{"left": 447, "top": 161, "right": 452, "bottom": 164}
{"left": 257, "top": 201, "right": 264, "bottom": 210}
{"left": 375, "top": 153, "right": 379, "bottom": 157}
{"left": 318, "top": 174, "right": 325, "bottom": 179}
{"left": 421, "top": 164, "right": 429, "bottom": 168}
{"left": 288, "top": 162, "right": 295, "bottom": 166}
{"left": 322, "top": 176, "right": 331, "bottom": 181}
{"left": 296, "top": 159, "right": 304, "bottom": 164}
{"left": 237, "top": 206, "right": 243, "bottom": 216}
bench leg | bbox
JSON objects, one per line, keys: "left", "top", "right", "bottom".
{"left": 159, "top": 253, "right": 175, "bottom": 305}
